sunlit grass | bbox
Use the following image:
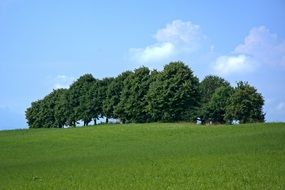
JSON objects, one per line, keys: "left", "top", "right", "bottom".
{"left": 0, "top": 123, "right": 284, "bottom": 189}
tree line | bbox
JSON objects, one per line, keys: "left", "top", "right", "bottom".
{"left": 25, "top": 61, "right": 265, "bottom": 128}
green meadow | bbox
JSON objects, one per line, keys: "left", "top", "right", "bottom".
{"left": 0, "top": 123, "right": 284, "bottom": 189}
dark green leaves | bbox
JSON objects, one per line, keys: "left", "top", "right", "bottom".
{"left": 146, "top": 62, "right": 200, "bottom": 122}
{"left": 225, "top": 81, "right": 265, "bottom": 124}
{"left": 25, "top": 63, "right": 265, "bottom": 128}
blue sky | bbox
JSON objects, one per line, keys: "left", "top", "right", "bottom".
{"left": 0, "top": 0, "right": 285, "bottom": 130}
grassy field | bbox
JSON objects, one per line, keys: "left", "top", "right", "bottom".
{"left": 0, "top": 123, "right": 284, "bottom": 189}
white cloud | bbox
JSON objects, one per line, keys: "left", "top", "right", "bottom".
{"left": 276, "top": 102, "right": 285, "bottom": 111}
{"left": 129, "top": 20, "right": 205, "bottom": 64}
{"left": 235, "top": 26, "right": 285, "bottom": 67}
{"left": 213, "top": 26, "right": 285, "bottom": 75}
{"left": 154, "top": 20, "right": 203, "bottom": 44}
{"left": 54, "top": 84, "right": 68, "bottom": 89}
{"left": 53, "top": 75, "right": 74, "bottom": 89}
{"left": 129, "top": 42, "right": 175, "bottom": 63}
{"left": 214, "top": 54, "right": 255, "bottom": 75}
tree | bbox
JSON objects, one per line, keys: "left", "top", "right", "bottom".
{"left": 113, "top": 72, "right": 133, "bottom": 124}
{"left": 66, "top": 74, "right": 96, "bottom": 126}
{"left": 85, "top": 81, "right": 100, "bottom": 125}
{"left": 26, "top": 99, "right": 44, "bottom": 128}
{"left": 60, "top": 89, "right": 76, "bottom": 127}
{"left": 103, "top": 71, "right": 132, "bottom": 121}
{"left": 200, "top": 75, "right": 230, "bottom": 104}
{"left": 205, "top": 86, "right": 233, "bottom": 124}
{"left": 52, "top": 89, "right": 68, "bottom": 128}
{"left": 198, "top": 75, "right": 231, "bottom": 123}
{"left": 26, "top": 89, "right": 67, "bottom": 128}
{"left": 77, "top": 74, "right": 96, "bottom": 126}
{"left": 116, "top": 67, "right": 151, "bottom": 123}
{"left": 225, "top": 81, "right": 265, "bottom": 124}
{"left": 147, "top": 61, "right": 200, "bottom": 122}
{"left": 98, "top": 77, "right": 114, "bottom": 123}
{"left": 26, "top": 64, "right": 266, "bottom": 128}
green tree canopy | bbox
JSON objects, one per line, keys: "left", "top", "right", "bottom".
{"left": 206, "top": 86, "right": 234, "bottom": 124}
{"left": 26, "top": 88, "right": 67, "bottom": 128}
{"left": 66, "top": 74, "right": 96, "bottom": 126}
{"left": 198, "top": 75, "right": 231, "bottom": 123}
{"left": 26, "top": 62, "right": 265, "bottom": 128}
{"left": 26, "top": 99, "right": 44, "bottom": 128}
{"left": 98, "top": 77, "right": 114, "bottom": 123}
{"left": 225, "top": 81, "right": 265, "bottom": 124}
{"left": 103, "top": 71, "right": 133, "bottom": 121}
{"left": 147, "top": 61, "right": 200, "bottom": 122}
{"left": 116, "top": 67, "right": 151, "bottom": 123}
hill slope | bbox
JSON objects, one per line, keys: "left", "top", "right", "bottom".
{"left": 0, "top": 123, "right": 284, "bottom": 189}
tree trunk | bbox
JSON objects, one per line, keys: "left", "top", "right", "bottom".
{"left": 94, "top": 119, "right": 97, "bottom": 125}
{"left": 106, "top": 117, "right": 109, "bottom": 124}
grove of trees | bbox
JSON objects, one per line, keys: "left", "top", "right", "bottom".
{"left": 25, "top": 61, "right": 265, "bottom": 128}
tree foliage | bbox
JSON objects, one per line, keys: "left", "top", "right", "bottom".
{"left": 198, "top": 75, "right": 231, "bottom": 123}
{"left": 25, "top": 62, "right": 265, "bottom": 128}
{"left": 103, "top": 71, "right": 133, "bottom": 121}
{"left": 116, "top": 67, "right": 151, "bottom": 123}
{"left": 26, "top": 89, "right": 67, "bottom": 128}
{"left": 206, "top": 86, "right": 233, "bottom": 124}
{"left": 66, "top": 74, "right": 96, "bottom": 126}
{"left": 147, "top": 62, "right": 200, "bottom": 122}
{"left": 225, "top": 81, "right": 265, "bottom": 124}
